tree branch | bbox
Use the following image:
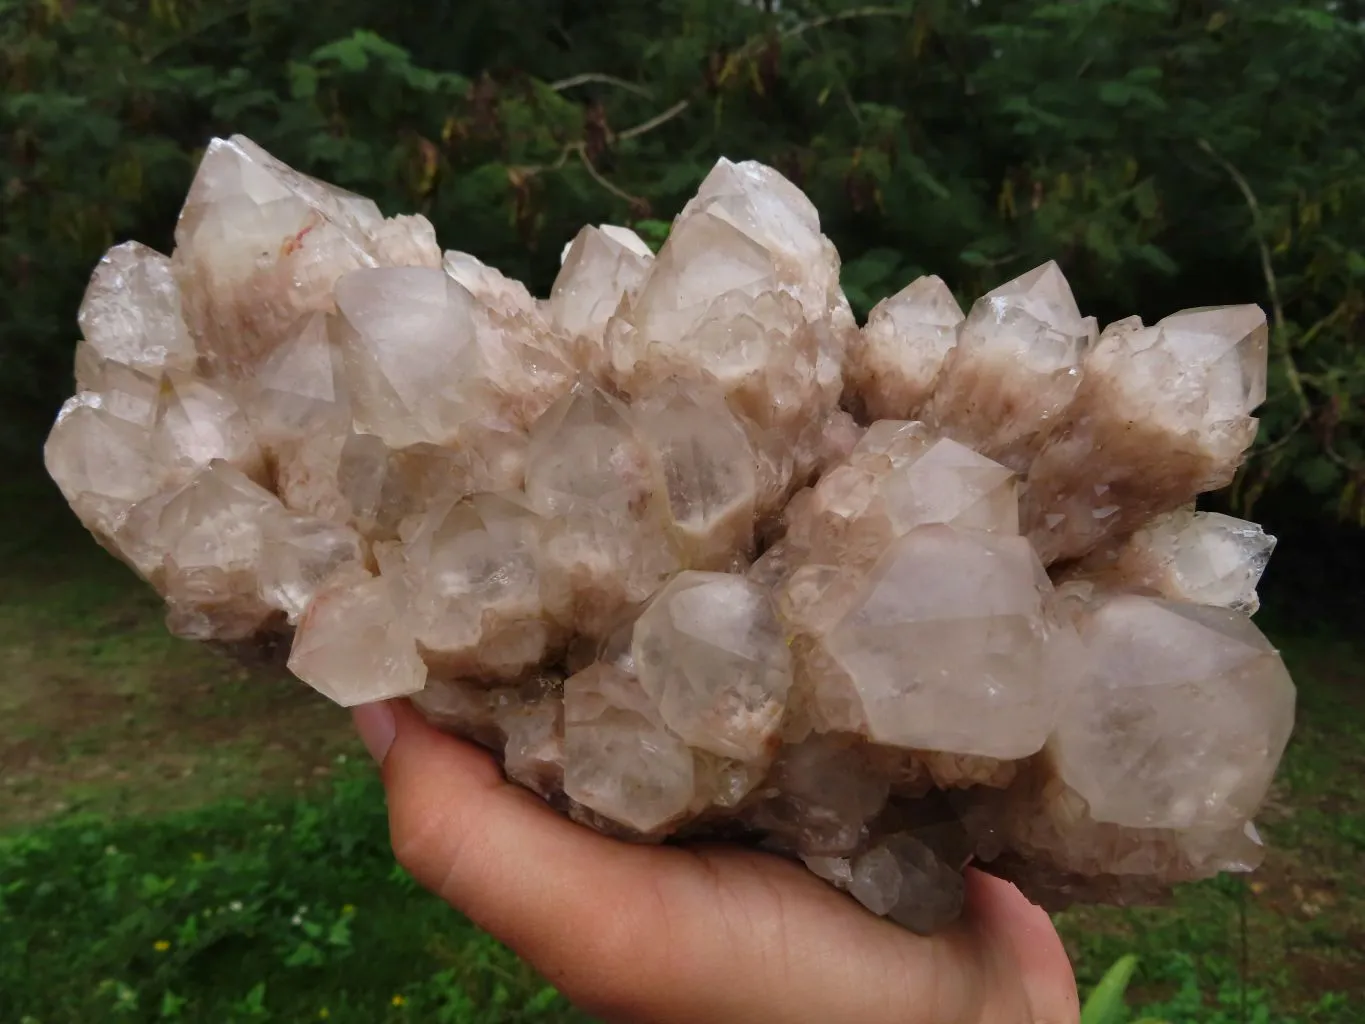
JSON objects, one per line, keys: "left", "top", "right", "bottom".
{"left": 510, "top": 141, "right": 645, "bottom": 211}
{"left": 774, "top": 5, "right": 915, "bottom": 45}
{"left": 574, "top": 144, "right": 646, "bottom": 209}
{"left": 548, "top": 73, "right": 653, "bottom": 99}
{"left": 1196, "top": 138, "right": 1309, "bottom": 419}
{"left": 617, "top": 99, "right": 691, "bottom": 141}
{"left": 611, "top": 5, "right": 914, "bottom": 144}
{"left": 1200, "top": 140, "right": 1363, "bottom": 486}
{"left": 141, "top": 1, "right": 256, "bottom": 64}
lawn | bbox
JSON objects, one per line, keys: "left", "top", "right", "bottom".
{"left": 2, "top": 473, "right": 1362, "bottom": 1023}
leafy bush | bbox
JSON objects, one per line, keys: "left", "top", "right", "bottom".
{"left": 3, "top": 0, "right": 1364, "bottom": 513}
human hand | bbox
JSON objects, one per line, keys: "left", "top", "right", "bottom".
{"left": 353, "top": 699, "right": 1079, "bottom": 1024}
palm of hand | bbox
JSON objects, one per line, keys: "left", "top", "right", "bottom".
{"left": 357, "top": 700, "right": 1079, "bottom": 1024}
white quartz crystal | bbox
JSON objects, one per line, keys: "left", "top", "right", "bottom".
{"left": 1065, "top": 508, "right": 1275, "bottom": 614}
{"left": 47, "top": 137, "right": 1296, "bottom": 931}
{"left": 288, "top": 571, "right": 428, "bottom": 706}
{"left": 78, "top": 241, "right": 197, "bottom": 375}
{"left": 924, "top": 261, "right": 1095, "bottom": 473}
{"left": 848, "top": 275, "right": 964, "bottom": 420}
{"left": 1050, "top": 595, "right": 1294, "bottom": 830}
{"left": 1024, "top": 306, "right": 1268, "bottom": 562}
{"left": 633, "top": 572, "right": 793, "bottom": 761}
{"left": 549, "top": 225, "right": 653, "bottom": 352}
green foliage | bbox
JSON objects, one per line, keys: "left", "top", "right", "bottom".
{"left": 1081, "top": 954, "right": 1139, "bottom": 1024}
{"left": 0, "top": 768, "right": 588, "bottom": 1023}
{"left": 3, "top": 0, "right": 1365, "bottom": 516}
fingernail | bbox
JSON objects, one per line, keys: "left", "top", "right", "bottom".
{"left": 353, "top": 701, "right": 396, "bottom": 765}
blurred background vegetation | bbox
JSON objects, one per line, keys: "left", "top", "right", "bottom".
{"left": 4, "top": 0, "right": 1365, "bottom": 518}
{"left": 1, "top": 0, "right": 1363, "bottom": 1021}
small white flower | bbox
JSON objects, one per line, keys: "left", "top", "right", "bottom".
{"left": 229, "top": 900, "right": 243, "bottom": 912}
{"left": 291, "top": 914, "right": 303, "bottom": 926}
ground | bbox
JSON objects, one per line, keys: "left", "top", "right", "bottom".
{"left": 2, "top": 473, "right": 1362, "bottom": 1022}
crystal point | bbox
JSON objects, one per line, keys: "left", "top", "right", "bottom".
{"left": 926, "top": 261, "right": 1094, "bottom": 472}
{"left": 1024, "top": 306, "right": 1269, "bottom": 562}
{"left": 79, "top": 241, "right": 197, "bottom": 375}
{"left": 850, "top": 276, "right": 964, "bottom": 420}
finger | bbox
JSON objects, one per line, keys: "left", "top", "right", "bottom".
{"left": 630, "top": 844, "right": 994, "bottom": 1024}
{"left": 356, "top": 699, "right": 654, "bottom": 995}
{"left": 964, "top": 871, "right": 1080, "bottom": 1024}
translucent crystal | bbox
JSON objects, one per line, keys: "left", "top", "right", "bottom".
{"left": 620, "top": 290, "right": 818, "bottom": 429}
{"left": 819, "top": 526, "right": 1073, "bottom": 759}
{"left": 1067, "top": 509, "right": 1275, "bottom": 614}
{"left": 402, "top": 494, "right": 554, "bottom": 680}
{"left": 443, "top": 250, "right": 540, "bottom": 317}
{"left": 369, "top": 215, "right": 442, "bottom": 269}
{"left": 257, "top": 513, "right": 366, "bottom": 623}
{"left": 926, "top": 261, "right": 1095, "bottom": 472}
{"left": 78, "top": 242, "right": 197, "bottom": 375}
{"left": 745, "top": 734, "right": 888, "bottom": 855}
{"left": 625, "top": 210, "right": 779, "bottom": 347}
{"left": 877, "top": 437, "right": 1019, "bottom": 535}
{"left": 961, "top": 769, "right": 1270, "bottom": 909}
{"left": 538, "top": 510, "right": 678, "bottom": 640}
{"left": 87, "top": 360, "right": 162, "bottom": 429}
{"left": 174, "top": 135, "right": 439, "bottom": 376}
{"left": 1024, "top": 307, "right": 1267, "bottom": 563}
{"left": 151, "top": 373, "right": 264, "bottom": 483}
{"left": 288, "top": 570, "right": 428, "bottom": 706}
{"left": 635, "top": 387, "right": 758, "bottom": 569}
{"left": 332, "top": 267, "right": 480, "bottom": 448}
{"left": 564, "top": 662, "right": 695, "bottom": 834}
{"left": 802, "top": 855, "right": 854, "bottom": 888}
{"left": 1050, "top": 595, "right": 1294, "bottom": 829}
{"left": 633, "top": 572, "right": 793, "bottom": 761}
{"left": 45, "top": 394, "right": 164, "bottom": 539}
{"left": 849, "top": 276, "right": 964, "bottom": 420}
{"left": 549, "top": 225, "right": 653, "bottom": 349}
{"left": 245, "top": 312, "right": 349, "bottom": 449}
{"left": 153, "top": 462, "right": 285, "bottom": 640}
{"left": 500, "top": 695, "right": 565, "bottom": 799}
{"left": 791, "top": 431, "right": 1019, "bottom": 571}
{"left": 524, "top": 384, "right": 649, "bottom": 517}
{"left": 678, "top": 158, "right": 841, "bottom": 321}
{"left": 849, "top": 834, "right": 965, "bottom": 935}
{"left": 410, "top": 676, "right": 508, "bottom": 749}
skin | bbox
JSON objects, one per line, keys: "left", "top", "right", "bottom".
{"left": 354, "top": 699, "right": 1080, "bottom": 1024}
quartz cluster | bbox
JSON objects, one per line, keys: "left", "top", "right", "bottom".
{"left": 47, "top": 135, "right": 1295, "bottom": 934}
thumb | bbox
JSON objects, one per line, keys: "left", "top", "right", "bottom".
{"left": 352, "top": 699, "right": 652, "bottom": 996}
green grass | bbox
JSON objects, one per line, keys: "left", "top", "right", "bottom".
{"left": 0, "top": 476, "right": 357, "bottom": 829}
{"left": 0, "top": 770, "right": 588, "bottom": 1023}
{"left": 2, "top": 474, "right": 1363, "bottom": 1022}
